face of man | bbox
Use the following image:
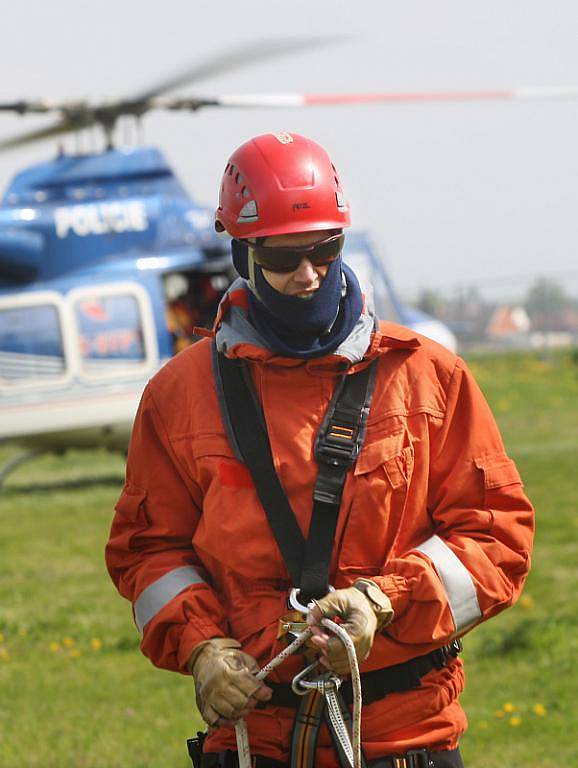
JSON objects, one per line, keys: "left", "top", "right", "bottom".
{"left": 257, "top": 230, "right": 334, "bottom": 297}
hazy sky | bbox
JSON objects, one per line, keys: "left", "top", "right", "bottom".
{"left": 1, "top": 0, "right": 577, "bottom": 298}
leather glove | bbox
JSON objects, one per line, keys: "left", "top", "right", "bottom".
{"left": 307, "top": 580, "right": 394, "bottom": 676}
{"left": 188, "top": 638, "right": 272, "bottom": 727}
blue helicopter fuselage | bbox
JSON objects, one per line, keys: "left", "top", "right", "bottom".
{"left": 0, "top": 147, "right": 232, "bottom": 447}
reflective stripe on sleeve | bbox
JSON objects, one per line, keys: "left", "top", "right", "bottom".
{"left": 415, "top": 534, "right": 481, "bottom": 632}
{"left": 134, "top": 565, "right": 207, "bottom": 633}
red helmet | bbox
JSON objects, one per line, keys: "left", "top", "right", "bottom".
{"left": 215, "top": 132, "right": 351, "bottom": 238}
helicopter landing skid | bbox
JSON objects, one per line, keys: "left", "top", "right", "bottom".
{"left": 0, "top": 450, "right": 44, "bottom": 489}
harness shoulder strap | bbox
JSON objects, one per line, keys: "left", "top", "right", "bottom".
{"left": 212, "top": 342, "right": 305, "bottom": 586}
{"left": 213, "top": 340, "right": 377, "bottom": 599}
{"left": 299, "top": 362, "right": 377, "bottom": 601}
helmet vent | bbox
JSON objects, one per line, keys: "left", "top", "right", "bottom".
{"left": 235, "top": 172, "right": 243, "bottom": 184}
{"left": 237, "top": 199, "right": 259, "bottom": 223}
{"left": 335, "top": 191, "right": 348, "bottom": 211}
{"left": 229, "top": 165, "right": 235, "bottom": 176}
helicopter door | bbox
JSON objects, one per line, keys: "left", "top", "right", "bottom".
{"left": 0, "top": 291, "right": 71, "bottom": 389}
{"left": 163, "top": 271, "right": 230, "bottom": 354}
{"left": 68, "top": 283, "right": 158, "bottom": 379}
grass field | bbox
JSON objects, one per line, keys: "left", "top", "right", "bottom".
{"left": 0, "top": 349, "right": 577, "bottom": 767}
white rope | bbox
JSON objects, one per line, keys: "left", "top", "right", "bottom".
{"left": 235, "top": 622, "right": 362, "bottom": 768}
{"left": 257, "top": 626, "right": 314, "bottom": 681}
{"left": 321, "top": 619, "right": 362, "bottom": 768}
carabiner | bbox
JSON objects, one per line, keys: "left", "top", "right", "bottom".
{"left": 288, "top": 585, "right": 335, "bottom": 614}
{"left": 291, "top": 661, "right": 321, "bottom": 695}
{"left": 291, "top": 661, "right": 342, "bottom": 697}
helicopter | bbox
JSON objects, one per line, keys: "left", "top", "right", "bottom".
{"left": 2, "top": 37, "right": 573, "bottom": 484}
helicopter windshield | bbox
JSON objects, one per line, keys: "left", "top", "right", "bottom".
{"left": 343, "top": 248, "right": 398, "bottom": 322}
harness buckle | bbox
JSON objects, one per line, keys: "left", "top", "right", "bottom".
{"left": 432, "top": 638, "right": 463, "bottom": 669}
{"left": 315, "top": 417, "right": 361, "bottom": 468}
{"left": 406, "top": 748, "right": 431, "bottom": 768}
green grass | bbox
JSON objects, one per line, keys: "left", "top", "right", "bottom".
{"left": 0, "top": 451, "right": 204, "bottom": 767}
{"left": 0, "top": 349, "right": 577, "bottom": 767}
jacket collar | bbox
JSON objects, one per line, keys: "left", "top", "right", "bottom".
{"left": 213, "top": 280, "right": 420, "bottom": 370}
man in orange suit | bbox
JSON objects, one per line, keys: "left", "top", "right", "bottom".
{"left": 106, "top": 132, "right": 534, "bottom": 768}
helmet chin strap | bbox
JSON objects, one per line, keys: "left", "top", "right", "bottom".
{"left": 247, "top": 247, "right": 264, "bottom": 304}
{"left": 230, "top": 237, "right": 264, "bottom": 302}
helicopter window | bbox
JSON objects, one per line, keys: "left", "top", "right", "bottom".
{"left": 73, "top": 293, "right": 147, "bottom": 375}
{"left": 0, "top": 303, "right": 66, "bottom": 384}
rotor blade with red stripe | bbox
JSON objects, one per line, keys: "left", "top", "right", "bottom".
{"left": 177, "top": 85, "right": 578, "bottom": 110}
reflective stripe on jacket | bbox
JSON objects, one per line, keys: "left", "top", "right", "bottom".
{"left": 105, "top": 285, "right": 534, "bottom": 763}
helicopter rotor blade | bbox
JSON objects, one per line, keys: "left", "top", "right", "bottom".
{"left": 156, "top": 84, "right": 578, "bottom": 111}
{"left": 296, "top": 85, "right": 578, "bottom": 106}
{"left": 0, "top": 100, "right": 62, "bottom": 114}
{"left": 0, "top": 119, "right": 84, "bottom": 152}
{"left": 130, "top": 35, "right": 349, "bottom": 103}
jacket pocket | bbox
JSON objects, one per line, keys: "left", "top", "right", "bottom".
{"left": 190, "top": 432, "right": 254, "bottom": 489}
{"left": 474, "top": 453, "right": 523, "bottom": 510}
{"left": 191, "top": 432, "right": 237, "bottom": 461}
{"left": 115, "top": 483, "right": 148, "bottom": 523}
{"left": 338, "top": 428, "right": 414, "bottom": 570}
{"left": 474, "top": 454, "right": 522, "bottom": 489}
{"left": 111, "top": 484, "right": 150, "bottom": 554}
{"left": 474, "top": 453, "right": 527, "bottom": 528}
{"left": 187, "top": 433, "right": 272, "bottom": 579}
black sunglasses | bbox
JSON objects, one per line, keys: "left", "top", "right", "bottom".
{"left": 239, "top": 233, "right": 345, "bottom": 273}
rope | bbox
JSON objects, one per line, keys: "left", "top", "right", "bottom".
{"left": 235, "top": 620, "right": 362, "bottom": 768}
{"left": 321, "top": 619, "right": 361, "bottom": 768}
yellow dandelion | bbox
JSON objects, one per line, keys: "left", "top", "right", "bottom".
{"left": 0, "top": 648, "right": 10, "bottom": 662}
{"left": 49, "top": 642, "right": 61, "bottom": 653}
{"left": 509, "top": 716, "right": 522, "bottom": 727}
{"left": 63, "top": 636, "right": 75, "bottom": 648}
{"left": 495, "top": 710, "right": 505, "bottom": 719}
{"left": 533, "top": 703, "right": 547, "bottom": 716}
{"left": 69, "top": 648, "right": 81, "bottom": 659}
{"left": 503, "top": 702, "right": 516, "bottom": 713}
{"left": 519, "top": 595, "right": 535, "bottom": 610}
{"left": 477, "top": 720, "right": 489, "bottom": 730}
{"left": 18, "top": 627, "right": 28, "bottom": 637}
{"left": 90, "top": 638, "right": 103, "bottom": 651}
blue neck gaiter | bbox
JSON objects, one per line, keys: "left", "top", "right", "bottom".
{"left": 247, "top": 257, "right": 363, "bottom": 359}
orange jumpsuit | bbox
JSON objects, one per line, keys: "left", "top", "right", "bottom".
{"left": 106, "top": 287, "right": 534, "bottom": 765}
